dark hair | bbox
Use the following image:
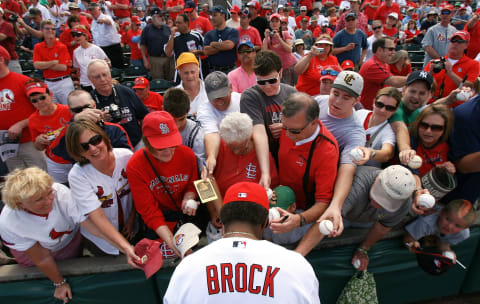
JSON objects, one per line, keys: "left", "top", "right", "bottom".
{"left": 375, "top": 86, "right": 402, "bottom": 108}
{"left": 220, "top": 202, "right": 268, "bottom": 230}
{"left": 411, "top": 104, "right": 454, "bottom": 145}
{"left": 177, "top": 13, "right": 189, "bottom": 24}
{"left": 67, "top": 15, "right": 80, "bottom": 28}
{"left": 372, "top": 37, "right": 393, "bottom": 53}
{"left": 253, "top": 50, "right": 282, "bottom": 76}
{"left": 282, "top": 92, "right": 319, "bottom": 122}
{"left": 163, "top": 88, "right": 190, "bottom": 117}
{"left": 66, "top": 119, "right": 112, "bottom": 165}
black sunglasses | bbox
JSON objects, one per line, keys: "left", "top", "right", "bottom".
{"left": 382, "top": 46, "right": 395, "bottom": 51}
{"left": 238, "top": 49, "right": 255, "bottom": 54}
{"left": 71, "top": 32, "right": 83, "bottom": 37}
{"left": 373, "top": 26, "right": 382, "bottom": 30}
{"left": 80, "top": 134, "right": 103, "bottom": 151}
{"left": 282, "top": 121, "right": 312, "bottom": 134}
{"left": 30, "top": 95, "right": 47, "bottom": 103}
{"left": 256, "top": 73, "right": 279, "bottom": 86}
{"left": 70, "top": 104, "right": 92, "bottom": 114}
{"left": 419, "top": 122, "right": 444, "bottom": 132}
{"left": 451, "top": 39, "right": 467, "bottom": 44}
{"left": 375, "top": 101, "right": 397, "bottom": 112}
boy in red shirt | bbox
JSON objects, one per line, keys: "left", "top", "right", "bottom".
{"left": 132, "top": 77, "right": 163, "bottom": 111}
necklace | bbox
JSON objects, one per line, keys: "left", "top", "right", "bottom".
{"left": 223, "top": 231, "right": 257, "bottom": 239}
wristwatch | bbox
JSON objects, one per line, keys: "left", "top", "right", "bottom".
{"left": 370, "top": 149, "right": 376, "bottom": 160}
{"left": 299, "top": 214, "right": 306, "bottom": 227}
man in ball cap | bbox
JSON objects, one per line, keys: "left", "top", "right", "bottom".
{"left": 332, "top": 11, "right": 368, "bottom": 66}
{"left": 184, "top": 0, "right": 212, "bottom": 35}
{"left": 295, "top": 5, "right": 309, "bottom": 29}
{"left": 164, "top": 182, "right": 320, "bottom": 303}
{"left": 133, "top": 76, "right": 164, "bottom": 111}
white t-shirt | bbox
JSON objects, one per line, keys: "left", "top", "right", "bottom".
{"left": 164, "top": 237, "right": 320, "bottom": 303}
{"left": 73, "top": 44, "right": 110, "bottom": 86}
{"left": 91, "top": 13, "right": 121, "bottom": 47}
{"left": 176, "top": 80, "right": 209, "bottom": 115}
{"left": 0, "top": 183, "right": 82, "bottom": 252}
{"left": 355, "top": 109, "right": 396, "bottom": 168}
{"left": 196, "top": 92, "right": 241, "bottom": 134}
{"left": 68, "top": 148, "right": 134, "bottom": 255}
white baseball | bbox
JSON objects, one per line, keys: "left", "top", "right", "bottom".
{"left": 318, "top": 220, "right": 333, "bottom": 235}
{"left": 353, "top": 259, "right": 361, "bottom": 269}
{"left": 443, "top": 251, "right": 454, "bottom": 260}
{"left": 349, "top": 148, "right": 364, "bottom": 162}
{"left": 269, "top": 208, "right": 281, "bottom": 222}
{"left": 266, "top": 188, "right": 273, "bottom": 200}
{"left": 456, "top": 91, "right": 470, "bottom": 101}
{"left": 417, "top": 193, "right": 435, "bottom": 209}
{"left": 408, "top": 155, "right": 423, "bottom": 169}
{"left": 185, "top": 199, "right": 198, "bottom": 210}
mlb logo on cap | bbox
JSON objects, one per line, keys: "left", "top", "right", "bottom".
{"left": 238, "top": 193, "right": 247, "bottom": 198}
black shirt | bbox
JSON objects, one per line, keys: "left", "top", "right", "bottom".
{"left": 250, "top": 16, "right": 268, "bottom": 40}
{"left": 140, "top": 23, "right": 171, "bottom": 56}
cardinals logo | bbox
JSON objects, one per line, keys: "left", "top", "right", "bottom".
{"left": 49, "top": 228, "right": 73, "bottom": 240}
{"left": 96, "top": 186, "right": 114, "bottom": 208}
{"left": 121, "top": 169, "right": 127, "bottom": 179}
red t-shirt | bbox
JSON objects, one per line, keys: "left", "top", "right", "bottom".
{"left": 0, "top": 72, "right": 35, "bottom": 143}
{"left": 112, "top": 0, "right": 131, "bottom": 18}
{"left": 296, "top": 55, "right": 339, "bottom": 96}
{"left": 199, "top": 11, "right": 210, "bottom": 20}
{"left": 374, "top": 3, "right": 401, "bottom": 24}
{"left": 0, "top": 21, "right": 18, "bottom": 60}
{"left": 59, "top": 28, "right": 80, "bottom": 59}
{"left": 189, "top": 16, "right": 213, "bottom": 35}
{"left": 299, "top": 0, "right": 314, "bottom": 11}
{"left": 295, "top": 15, "right": 310, "bottom": 29}
{"left": 405, "top": 29, "right": 420, "bottom": 40}
{"left": 1, "top": 0, "right": 22, "bottom": 19}
{"left": 213, "top": 140, "right": 279, "bottom": 197}
{"left": 126, "top": 29, "right": 142, "bottom": 60}
{"left": 237, "top": 26, "right": 262, "bottom": 47}
{"left": 313, "top": 27, "right": 333, "bottom": 38}
{"left": 362, "top": 0, "right": 381, "bottom": 21}
{"left": 389, "top": 62, "right": 412, "bottom": 76}
{"left": 126, "top": 146, "right": 198, "bottom": 231}
{"left": 359, "top": 55, "right": 392, "bottom": 110}
{"left": 152, "top": 0, "right": 163, "bottom": 9}
{"left": 415, "top": 142, "right": 449, "bottom": 177}
{"left": 28, "top": 104, "right": 72, "bottom": 163}
{"left": 383, "top": 27, "right": 398, "bottom": 38}
{"left": 141, "top": 91, "right": 163, "bottom": 111}
{"left": 278, "top": 121, "right": 339, "bottom": 209}
{"left": 166, "top": 0, "right": 184, "bottom": 23}
{"left": 33, "top": 40, "right": 72, "bottom": 79}
{"left": 465, "top": 22, "right": 480, "bottom": 59}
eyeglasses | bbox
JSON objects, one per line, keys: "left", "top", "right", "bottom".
{"left": 450, "top": 39, "right": 468, "bottom": 43}
{"left": 80, "top": 134, "right": 103, "bottom": 151}
{"left": 320, "top": 70, "right": 339, "bottom": 76}
{"left": 441, "top": 10, "right": 451, "bottom": 15}
{"left": 70, "top": 104, "right": 92, "bottom": 114}
{"left": 419, "top": 122, "right": 444, "bottom": 132}
{"left": 43, "top": 27, "right": 56, "bottom": 31}
{"left": 373, "top": 26, "right": 382, "bottom": 30}
{"left": 71, "top": 32, "right": 83, "bottom": 37}
{"left": 256, "top": 73, "right": 279, "bottom": 86}
{"left": 346, "top": 18, "right": 356, "bottom": 22}
{"left": 382, "top": 46, "right": 396, "bottom": 51}
{"left": 30, "top": 95, "right": 47, "bottom": 103}
{"left": 238, "top": 49, "right": 255, "bottom": 54}
{"left": 282, "top": 120, "right": 312, "bottom": 134}
{"left": 375, "top": 101, "right": 397, "bottom": 112}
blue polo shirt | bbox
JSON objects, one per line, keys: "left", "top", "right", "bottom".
{"left": 204, "top": 26, "right": 239, "bottom": 67}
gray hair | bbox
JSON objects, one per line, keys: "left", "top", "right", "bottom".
{"left": 87, "top": 59, "right": 110, "bottom": 77}
{"left": 220, "top": 112, "right": 253, "bottom": 144}
{"left": 282, "top": 92, "right": 319, "bottom": 122}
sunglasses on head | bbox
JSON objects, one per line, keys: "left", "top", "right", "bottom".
{"left": 30, "top": 95, "right": 47, "bottom": 103}
{"left": 71, "top": 32, "right": 83, "bottom": 37}
{"left": 419, "top": 121, "right": 444, "bottom": 132}
{"left": 451, "top": 38, "right": 467, "bottom": 43}
{"left": 321, "top": 70, "right": 339, "bottom": 76}
{"left": 256, "top": 73, "right": 279, "bottom": 86}
{"left": 70, "top": 104, "right": 92, "bottom": 114}
{"left": 80, "top": 134, "right": 103, "bottom": 151}
{"left": 282, "top": 121, "right": 312, "bottom": 134}
{"left": 375, "top": 101, "right": 397, "bottom": 112}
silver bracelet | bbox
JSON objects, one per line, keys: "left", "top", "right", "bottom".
{"left": 53, "top": 278, "right": 67, "bottom": 288}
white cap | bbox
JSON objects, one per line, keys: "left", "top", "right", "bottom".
{"left": 388, "top": 12, "right": 399, "bottom": 19}
{"left": 300, "top": 5, "right": 307, "bottom": 11}
{"left": 331, "top": 70, "right": 364, "bottom": 98}
{"left": 173, "top": 223, "right": 202, "bottom": 258}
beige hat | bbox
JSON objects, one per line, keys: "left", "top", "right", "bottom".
{"left": 173, "top": 223, "right": 202, "bottom": 258}
{"left": 331, "top": 70, "right": 364, "bottom": 98}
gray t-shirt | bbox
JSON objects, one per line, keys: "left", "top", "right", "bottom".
{"left": 421, "top": 23, "right": 457, "bottom": 66}
{"left": 315, "top": 95, "right": 366, "bottom": 165}
{"left": 342, "top": 166, "right": 411, "bottom": 227}
{"left": 180, "top": 118, "right": 206, "bottom": 170}
{"left": 405, "top": 210, "right": 469, "bottom": 245}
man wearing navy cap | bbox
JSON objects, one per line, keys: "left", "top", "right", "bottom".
{"left": 203, "top": 5, "right": 239, "bottom": 74}
{"left": 228, "top": 41, "right": 257, "bottom": 93}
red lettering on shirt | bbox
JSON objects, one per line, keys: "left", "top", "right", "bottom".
{"left": 206, "top": 265, "right": 220, "bottom": 294}
{"left": 220, "top": 263, "right": 234, "bottom": 292}
{"left": 235, "top": 263, "right": 248, "bottom": 292}
{"left": 262, "top": 266, "right": 280, "bottom": 297}
{"left": 248, "top": 264, "right": 262, "bottom": 294}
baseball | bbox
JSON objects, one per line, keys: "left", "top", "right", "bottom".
{"left": 266, "top": 188, "right": 273, "bottom": 200}
{"left": 318, "top": 220, "right": 333, "bottom": 235}
{"left": 417, "top": 193, "right": 435, "bottom": 209}
{"left": 349, "top": 148, "right": 364, "bottom": 162}
{"left": 408, "top": 155, "right": 423, "bottom": 169}
{"left": 269, "top": 208, "right": 281, "bottom": 222}
{"left": 185, "top": 199, "right": 198, "bottom": 210}
{"left": 353, "top": 259, "right": 361, "bottom": 269}
{"left": 443, "top": 251, "right": 454, "bottom": 260}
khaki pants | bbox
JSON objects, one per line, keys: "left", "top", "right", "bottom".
{"left": 150, "top": 56, "right": 174, "bottom": 81}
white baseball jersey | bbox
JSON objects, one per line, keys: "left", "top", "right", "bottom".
{"left": 68, "top": 148, "right": 134, "bottom": 255}
{"left": 164, "top": 237, "right": 320, "bottom": 304}
{"left": 0, "top": 183, "right": 82, "bottom": 252}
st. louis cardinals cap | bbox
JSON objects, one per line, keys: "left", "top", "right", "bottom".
{"left": 142, "top": 111, "right": 182, "bottom": 149}
{"left": 223, "top": 182, "right": 269, "bottom": 211}
{"left": 134, "top": 238, "right": 164, "bottom": 279}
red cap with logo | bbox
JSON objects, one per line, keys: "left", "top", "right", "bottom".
{"left": 223, "top": 182, "right": 269, "bottom": 211}
{"left": 230, "top": 5, "right": 240, "bottom": 13}
{"left": 133, "top": 77, "right": 149, "bottom": 89}
{"left": 341, "top": 60, "right": 354, "bottom": 70}
{"left": 134, "top": 238, "right": 164, "bottom": 279}
{"left": 25, "top": 81, "right": 48, "bottom": 97}
{"left": 142, "top": 111, "right": 182, "bottom": 150}
{"left": 451, "top": 30, "right": 470, "bottom": 42}
{"left": 131, "top": 15, "right": 142, "bottom": 25}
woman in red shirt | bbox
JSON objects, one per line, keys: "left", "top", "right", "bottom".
{"left": 404, "top": 19, "right": 420, "bottom": 43}
{"left": 389, "top": 50, "right": 412, "bottom": 76}
{"left": 295, "top": 34, "right": 339, "bottom": 96}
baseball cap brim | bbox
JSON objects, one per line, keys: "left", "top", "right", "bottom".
{"left": 134, "top": 239, "right": 164, "bottom": 279}
{"left": 369, "top": 176, "right": 403, "bottom": 213}
{"left": 133, "top": 83, "right": 148, "bottom": 89}
{"left": 330, "top": 83, "right": 359, "bottom": 98}
{"left": 147, "top": 131, "right": 182, "bottom": 150}
{"left": 174, "top": 223, "right": 201, "bottom": 258}
{"left": 320, "top": 74, "right": 337, "bottom": 82}
{"left": 207, "top": 87, "right": 230, "bottom": 101}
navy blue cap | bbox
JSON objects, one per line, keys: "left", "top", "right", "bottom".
{"left": 211, "top": 5, "right": 228, "bottom": 15}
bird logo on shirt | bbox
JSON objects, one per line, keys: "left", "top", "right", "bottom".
{"left": 49, "top": 228, "right": 73, "bottom": 241}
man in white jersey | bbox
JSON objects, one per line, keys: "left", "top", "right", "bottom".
{"left": 164, "top": 182, "right": 320, "bottom": 303}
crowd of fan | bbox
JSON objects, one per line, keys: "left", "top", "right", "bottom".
{"left": 0, "top": 0, "right": 480, "bottom": 302}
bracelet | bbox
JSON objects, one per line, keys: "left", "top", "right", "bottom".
{"left": 53, "top": 278, "right": 67, "bottom": 288}
{"left": 356, "top": 247, "right": 369, "bottom": 259}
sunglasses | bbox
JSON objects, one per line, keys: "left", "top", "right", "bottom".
{"left": 375, "top": 101, "right": 397, "bottom": 112}
{"left": 321, "top": 70, "right": 339, "bottom": 76}
{"left": 238, "top": 49, "right": 255, "bottom": 54}
{"left": 282, "top": 121, "right": 312, "bottom": 134}
{"left": 419, "top": 122, "right": 444, "bottom": 132}
{"left": 373, "top": 26, "right": 382, "bottom": 30}
{"left": 441, "top": 11, "right": 451, "bottom": 15}
{"left": 382, "top": 46, "right": 395, "bottom": 51}
{"left": 43, "top": 27, "right": 56, "bottom": 31}
{"left": 71, "top": 32, "right": 83, "bottom": 37}
{"left": 451, "top": 39, "right": 468, "bottom": 43}
{"left": 30, "top": 95, "right": 47, "bottom": 103}
{"left": 70, "top": 104, "right": 92, "bottom": 114}
{"left": 256, "top": 73, "right": 279, "bottom": 86}
{"left": 80, "top": 134, "right": 103, "bottom": 151}
{"left": 346, "top": 18, "right": 356, "bottom": 22}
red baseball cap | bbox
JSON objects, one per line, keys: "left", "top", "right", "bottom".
{"left": 341, "top": 60, "right": 354, "bottom": 70}
{"left": 441, "top": 4, "right": 453, "bottom": 11}
{"left": 134, "top": 238, "right": 164, "bottom": 279}
{"left": 223, "top": 182, "right": 269, "bottom": 211}
{"left": 142, "top": 111, "right": 182, "bottom": 150}
{"left": 247, "top": 1, "right": 261, "bottom": 11}
{"left": 269, "top": 13, "right": 281, "bottom": 21}
{"left": 131, "top": 15, "right": 141, "bottom": 25}
{"left": 72, "top": 26, "right": 89, "bottom": 36}
{"left": 451, "top": 30, "right": 470, "bottom": 42}
{"left": 230, "top": 5, "right": 240, "bottom": 13}
{"left": 321, "top": 65, "right": 342, "bottom": 81}
{"left": 133, "top": 76, "right": 149, "bottom": 89}
{"left": 0, "top": 45, "right": 10, "bottom": 61}
{"left": 25, "top": 81, "right": 48, "bottom": 97}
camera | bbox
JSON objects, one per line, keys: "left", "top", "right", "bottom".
{"left": 269, "top": 31, "right": 276, "bottom": 37}
{"left": 432, "top": 57, "right": 446, "bottom": 73}
{"left": 8, "top": 14, "right": 18, "bottom": 23}
{"left": 313, "top": 47, "right": 325, "bottom": 55}
{"left": 103, "top": 104, "right": 122, "bottom": 123}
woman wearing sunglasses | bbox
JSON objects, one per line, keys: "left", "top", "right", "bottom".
{"left": 352, "top": 87, "right": 401, "bottom": 168}
{"left": 295, "top": 35, "right": 339, "bottom": 96}
{"left": 71, "top": 25, "right": 110, "bottom": 93}
{"left": 66, "top": 119, "right": 139, "bottom": 261}
{"left": 409, "top": 104, "right": 456, "bottom": 177}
